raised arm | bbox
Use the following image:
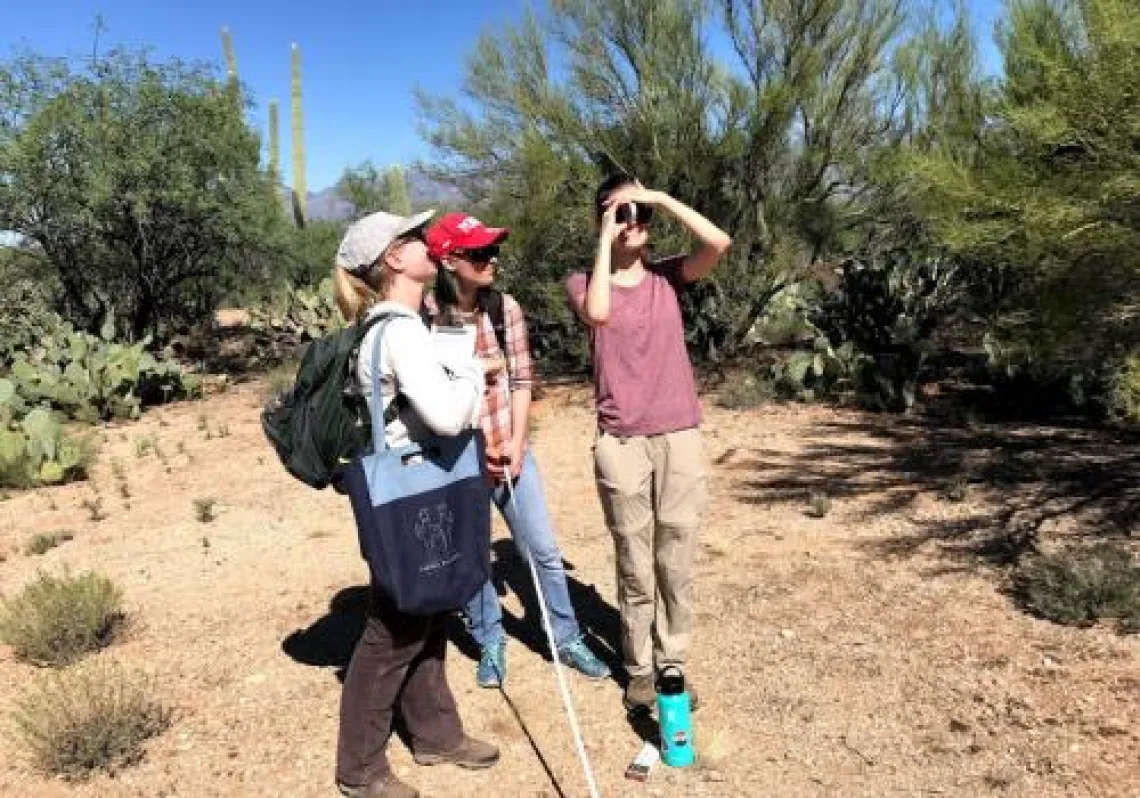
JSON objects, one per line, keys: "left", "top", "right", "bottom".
{"left": 608, "top": 184, "right": 731, "bottom": 284}
{"left": 569, "top": 204, "right": 620, "bottom": 326}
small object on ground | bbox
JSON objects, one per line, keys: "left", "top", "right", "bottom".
{"left": 625, "top": 741, "right": 659, "bottom": 782}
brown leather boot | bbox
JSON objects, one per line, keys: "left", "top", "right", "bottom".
{"left": 623, "top": 673, "right": 701, "bottom": 712}
{"left": 413, "top": 736, "right": 500, "bottom": 769}
{"left": 336, "top": 773, "right": 419, "bottom": 798}
{"left": 623, "top": 673, "right": 656, "bottom": 712}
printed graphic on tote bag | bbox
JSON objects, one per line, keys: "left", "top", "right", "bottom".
{"left": 414, "top": 504, "right": 460, "bottom": 573}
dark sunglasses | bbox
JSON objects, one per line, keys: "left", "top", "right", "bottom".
{"left": 458, "top": 245, "right": 501, "bottom": 263}
{"left": 615, "top": 202, "right": 654, "bottom": 226}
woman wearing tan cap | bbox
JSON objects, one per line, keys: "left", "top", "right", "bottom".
{"left": 331, "top": 209, "right": 499, "bottom": 798}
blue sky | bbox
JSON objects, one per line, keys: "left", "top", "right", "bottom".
{"left": 3, "top": 0, "right": 530, "bottom": 191}
{"left": 3, "top": 0, "right": 1004, "bottom": 192}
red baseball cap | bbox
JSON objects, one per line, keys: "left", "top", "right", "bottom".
{"left": 424, "top": 212, "right": 509, "bottom": 259}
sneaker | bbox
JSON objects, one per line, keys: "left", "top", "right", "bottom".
{"left": 336, "top": 773, "right": 419, "bottom": 798}
{"left": 475, "top": 640, "right": 506, "bottom": 688}
{"left": 622, "top": 673, "right": 656, "bottom": 713}
{"left": 414, "top": 736, "right": 500, "bottom": 769}
{"left": 557, "top": 636, "right": 611, "bottom": 680}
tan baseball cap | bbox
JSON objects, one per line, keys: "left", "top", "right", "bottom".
{"left": 334, "top": 209, "right": 435, "bottom": 275}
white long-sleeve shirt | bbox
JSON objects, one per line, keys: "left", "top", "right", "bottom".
{"left": 355, "top": 301, "right": 483, "bottom": 449}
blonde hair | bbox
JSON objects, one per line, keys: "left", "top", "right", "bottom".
{"left": 332, "top": 266, "right": 382, "bottom": 323}
{"left": 333, "top": 244, "right": 405, "bottom": 323}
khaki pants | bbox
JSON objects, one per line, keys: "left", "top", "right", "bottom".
{"left": 593, "top": 427, "right": 707, "bottom": 678}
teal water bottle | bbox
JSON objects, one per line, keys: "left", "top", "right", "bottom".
{"left": 656, "top": 666, "right": 694, "bottom": 767}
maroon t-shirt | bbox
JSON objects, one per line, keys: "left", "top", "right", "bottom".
{"left": 566, "top": 257, "right": 701, "bottom": 437}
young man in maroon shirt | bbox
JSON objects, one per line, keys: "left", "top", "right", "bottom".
{"left": 566, "top": 174, "right": 731, "bottom": 712}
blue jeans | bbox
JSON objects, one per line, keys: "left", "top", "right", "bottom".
{"left": 464, "top": 453, "right": 581, "bottom": 651}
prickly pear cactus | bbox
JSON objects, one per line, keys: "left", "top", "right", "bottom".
{"left": 3, "top": 318, "right": 199, "bottom": 423}
{"left": 0, "top": 406, "right": 88, "bottom": 488}
{"left": 248, "top": 278, "right": 344, "bottom": 347}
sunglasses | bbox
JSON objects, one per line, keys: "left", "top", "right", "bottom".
{"left": 615, "top": 202, "right": 654, "bottom": 226}
{"left": 457, "top": 245, "right": 501, "bottom": 263}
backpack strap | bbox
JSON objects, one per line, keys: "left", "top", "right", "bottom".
{"left": 476, "top": 288, "right": 509, "bottom": 364}
{"left": 356, "top": 309, "right": 432, "bottom": 439}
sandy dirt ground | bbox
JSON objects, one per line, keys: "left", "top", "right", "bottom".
{"left": 1, "top": 381, "right": 1137, "bottom": 798}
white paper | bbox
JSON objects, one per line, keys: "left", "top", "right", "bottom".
{"left": 431, "top": 324, "right": 477, "bottom": 367}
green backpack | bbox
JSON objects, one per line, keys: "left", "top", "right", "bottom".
{"left": 261, "top": 312, "right": 400, "bottom": 490}
{"left": 262, "top": 293, "right": 508, "bottom": 490}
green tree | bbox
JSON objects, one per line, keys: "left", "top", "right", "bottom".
{"left": 908, "top": 0, "right": 1140, "bottom": 382}
{"left": 418, "top": 0, "right": 915, "bottom": 362}
{"left": 337, "top": 160, "right": 389, "bottom": 216}
{"left": 0, "top": 48, "right": 281, "bottom": 340}
{"left": 337, "top": 161, "right": 414, "bottom": 217}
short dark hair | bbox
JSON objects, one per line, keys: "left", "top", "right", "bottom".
{"left": 595, "top": 172, "right": 636, "bottom": 221}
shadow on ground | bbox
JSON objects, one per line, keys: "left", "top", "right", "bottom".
{"left": 280, "top": 540, "right": 623, "bottom": 683}
{"left": 728, "top": 414, "right": 1140, "bottom": 566}
{"left": 445, "top": 540, "right": 624, "bottom": 679}
{"left": 281, "top": 585, "right": 370, "bottom": 682}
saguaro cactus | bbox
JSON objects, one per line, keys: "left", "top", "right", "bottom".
{"left": 223, "top": 26, "right": 241, "bottom": 99}
{"left": 268, "top": 99, "right": 280, "bottom": 185}
{"left": 221, "top": 27, "right": 238, "bottom": 82}
{"left": 385, "top": 165, "right": 411, "bottom": 215}
{"left": 220, "top": 26, "right": 239, "bottom": 109}
{"left": 291, "top": 42, "right": 307, "bottom": 227}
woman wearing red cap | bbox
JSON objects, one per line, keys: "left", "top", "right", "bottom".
{"left": 424, "top": 212, "right": 611, "bottom": 688}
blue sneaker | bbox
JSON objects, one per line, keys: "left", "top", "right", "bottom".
{"left": 476, "top": 641, "right": 506, "bottom": 688}
{"left": 557, "top": 636, "right": 610, "bottom": 680}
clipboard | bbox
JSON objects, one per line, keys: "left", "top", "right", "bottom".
{"left": 432, "top": 324, "right": 477, "bottom": 364}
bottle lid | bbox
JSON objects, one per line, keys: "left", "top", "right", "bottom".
{"left": 656, "top": 666, "right": 685, "bottom": 695}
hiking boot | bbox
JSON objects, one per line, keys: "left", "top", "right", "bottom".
{"left": 475, "top": 640, "right": 506, "bottom": 688}
{"left": 336, "top": 773, "right": 419, "bottom": 798}
{"left": 414, "top": 736, "right": 500, "bottom": 769}
{"left": 557, "top": 636, "right": 610, "bottom": 680}
{"left": 622, "top": 672, "right": 701, "bottom": 713}
{"left": 623, "top": 673, "right": 656, "bottom": 713}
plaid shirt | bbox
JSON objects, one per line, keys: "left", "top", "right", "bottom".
{"left": 425, "top": 292, "right": 535, "bottom": 479}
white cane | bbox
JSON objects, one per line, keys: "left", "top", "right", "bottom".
{"left": 503, "top": 468, "right": 602, "bottom": 798}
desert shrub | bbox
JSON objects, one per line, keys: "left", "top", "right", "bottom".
{"left": 717, "top": 372, "right": 777, "bottom": 410}
{"left": 193, "top": 497, "right": 217, "bottom": 523}
{"left": 12, "top": 663, "right": 171, "bottom": 779}
{"left": 1013, "top": 543, "right": 1140, "bottom": 633}
{"left": 805, "top": 491, "right": 833, "bottom": 518}
{"left": 0, "top": 571, "right": 124, "bottom": 665}
{"left": 23, "top": 530, "right": 75, "bottom": 556}
{"left": 1109, "top": 353, "right": 1140, "bottom": 424}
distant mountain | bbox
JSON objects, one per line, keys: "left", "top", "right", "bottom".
{"left": 304, "top": 186, "right": 353, "bottom": 222}
{"left": 407, "top": 168, "right": 466, "bottom": 210}
{"left": 292, "top": 167, "right": 466, "bottom": 223}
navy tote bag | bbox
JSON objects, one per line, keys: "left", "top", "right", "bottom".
{"left": 341, "top": 316, "right": 491, "bottom": 615}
